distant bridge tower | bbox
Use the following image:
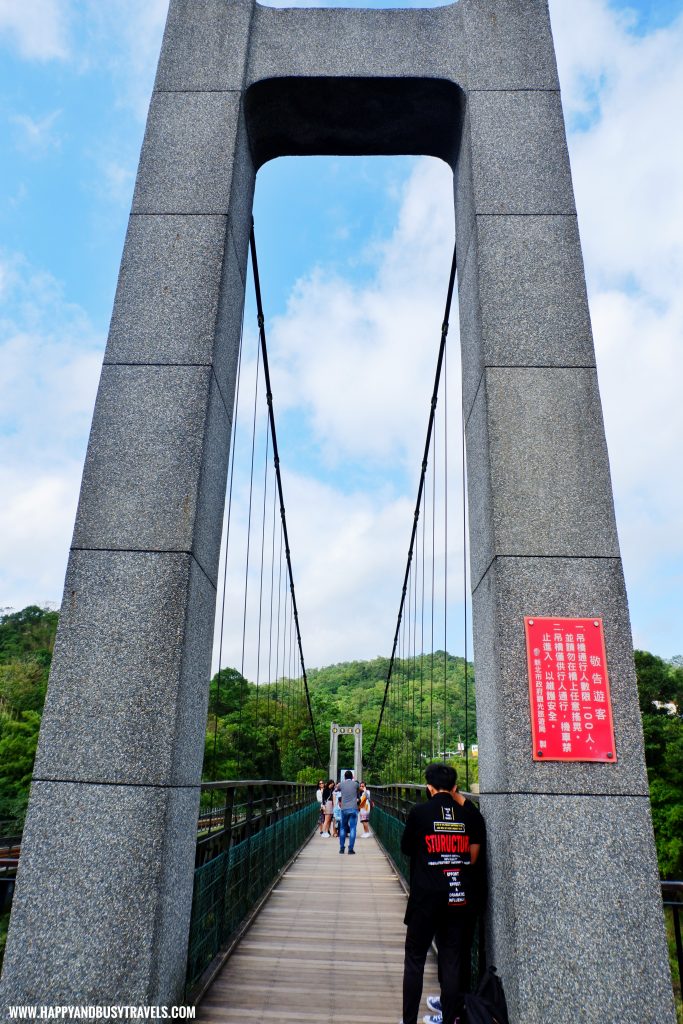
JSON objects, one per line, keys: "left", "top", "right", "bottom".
{"left": 329, "top": 723, "right": 362, "bottom": 782}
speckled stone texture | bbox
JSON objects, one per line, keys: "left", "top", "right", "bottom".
{"left": 0, "top": 782, "right": 199, "bottom": 1005}
{"left": 465, "top": 367, "right": 620, "bottom": 588}
{"left": 459, "top": 215, "right": 596, "bottom": 416}
{"left": 2, "top": 0, "right": 674, "bottom": 1018}
{"left": 105, "top": 214, "right": 229, "bottom": 368}
{"left": 132, "top": 91, "right": 241, "bottom": 215}
{"left": 72, "top": 365, "right": 229, "bottom": 584}
{"left": 33, "top": 550, "right": 215, "bottom": 787}
{"left": 154, "top": 0, "right": 252, "bottom": 93}
{"left": 472, "top": 556, "right": 648, "bottom": 796}
{"left": 456, "top": 6, "right": 672, "bottom": 1008}
{"left": 248, "top": 5, "right": 457, "bottom": 84}
{"left": 467, "top": 90, "right": 576, "bottom": 216}
{"left": 479, "top": 794, "right": 676, "bottom": 1024}
{"left": 461, "top": 0, "right": 559, "bottom": 90}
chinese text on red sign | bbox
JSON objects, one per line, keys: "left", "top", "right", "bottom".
{"left": 524, "top": 617, "right": 617, "bottom": 763}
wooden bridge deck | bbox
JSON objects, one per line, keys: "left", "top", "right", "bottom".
{"left": 196, "top": 831, "right": 439, "bottom": 1023}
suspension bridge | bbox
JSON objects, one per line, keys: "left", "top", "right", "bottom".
{"left": 0, "top": 0, "right": 678, "bottom": 1022}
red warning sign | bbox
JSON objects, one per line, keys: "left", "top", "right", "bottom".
{"left": 525, "top": 617, "right": 617, "bottom": 763}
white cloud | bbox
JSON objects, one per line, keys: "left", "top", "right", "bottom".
{"left": 551, "top": 0, "right": 683, "bottom": 299}
{"left": 550, "top": 0, "right": 683, "bottom": 654}
{"left": 0, "top": 252, "right": 103, "bottom": 611}
{"left": 212, "top": 458, "right": 466, "bottom": 679}
{"left": 0, "top": 0, "right": 69, "bottom": 60}
{"left": 79, "top": 0, "right": 169, "bottom": 120}
{"left": 2, "top": 0, "right": 681, "bottom": 669}
{"left": 224, "top": 0, "right": 683, "bottom": 668}
{"left": 99, "top": 158, "right": 136, "bottom": 206}
{"left": 10, "top": 109, "right": 63, "bottom": 153}
{"left": 215, "top": 158, "right": 467, "bottom": 678}
{"left": 264, "top": 159, "right": 456, "bottom": 471}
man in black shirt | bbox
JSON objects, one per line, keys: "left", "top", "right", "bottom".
{"left": 400, "top": 763, "right": 486, "bottom": 1024}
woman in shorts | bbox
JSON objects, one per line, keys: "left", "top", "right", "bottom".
{"left": 359, "top": 781, "right": 372, "bottom": 837}
{"left": 321, "top": 779, "right": 335, "bottom": 836}
{"left": 316, "top": 779, "right": 325, "bottom": 834}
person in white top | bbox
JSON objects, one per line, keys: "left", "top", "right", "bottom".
{"left": 315, "top": 779, "right": 325, "bottom": 835}
{"left": 359, "top": 781, "right": 372, "bottom": 837}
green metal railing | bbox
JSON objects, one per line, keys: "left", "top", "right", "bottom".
{"left": 185, "top": 780, "right": 317, "bottom": 999}
{"left": 662, "top": 881, "right": 682, "bottom": 1019}
{"left": 371, "top": 783, "right": 433, "bottom": 885}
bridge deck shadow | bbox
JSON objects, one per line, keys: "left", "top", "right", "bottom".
{"left": 195, "top": 830, "right": 438, "bottom": 1022}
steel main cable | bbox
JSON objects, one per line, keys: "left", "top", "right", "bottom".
{"left": 249, "top": 220, "right": 324, "bottom": 770}
{"left": 369, "top": 241, "right": 457, "bottom": 763}
{"left": 213, "top": 286, "right": 246, "bottom": 784}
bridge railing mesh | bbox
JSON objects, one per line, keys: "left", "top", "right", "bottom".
{"left": 185, "top": 780, "right": 317, "bottom": 999}
{"left": 371, "top": 783, "right": 429, "bottom": 885}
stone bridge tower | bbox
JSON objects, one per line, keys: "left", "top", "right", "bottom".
{"left": 0, "top": 2, "right": 674, "bottom": 1021}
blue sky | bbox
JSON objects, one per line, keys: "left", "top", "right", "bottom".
{"left": 1, "top": 0, "right": 682, "bottom": 680}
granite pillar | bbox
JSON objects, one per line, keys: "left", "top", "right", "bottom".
{"left": 456, "top": 4, "right": 674, "bottom": 1018}
{"left": 1, "top": 0, "right": 674, "bottom": 1018}
{"left": 329, "top": 723, "right": 339, "bottom": 783}
{"left": 1, "top": 0, "right": 255, "bottom": 1007}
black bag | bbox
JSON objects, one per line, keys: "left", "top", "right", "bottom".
{"left": 463, "top": 966, "right": 509, "bottom": 1024}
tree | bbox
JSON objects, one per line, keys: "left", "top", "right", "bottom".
{"left": 0, "top": 711, "right": 41, "bottom": 822}
{"left": 634, "top": 650, "right": 683, "bottom": 878}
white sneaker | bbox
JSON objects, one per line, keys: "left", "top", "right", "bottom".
{"left": 362, "top": 831, "right": 372, "bottom": 838}
{"left": 426, "top": 996, "right": 441, "bottom": 1013}
{"left": 423, "top": 1016, "right": 443, "bottom": 1024}
{"left": 321, "top": 831, "right": 330, "bottom": 837}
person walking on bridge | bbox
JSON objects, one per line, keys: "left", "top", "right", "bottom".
{"left": 336, "top": 770, "right": 360, "bottom": 854}
{"left": 321, "top": 779, "right": 335, "bottom": 836}
{"left": 399, "top": 763, "right": 485, "bottom": 1024}
{"left": 359, "top": 780, "right": 372, "bottom": 837}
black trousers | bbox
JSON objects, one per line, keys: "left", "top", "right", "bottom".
{"left": 402, "top": 903, "right": 474, "bottom": 1024}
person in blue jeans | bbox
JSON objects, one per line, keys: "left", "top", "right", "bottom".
{"left": 336, "top": 770, "right": 359, "bottom": 854}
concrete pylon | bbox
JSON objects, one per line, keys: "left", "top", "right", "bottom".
{"left": 0, "top": 1, "right": 674, "bottom": 1020}
{"left": 329, "top": 722, "right": 339, "bottom": 782}
{"left": 329, "top": 723, "right": 362, "bottom": 782}
{"left": 353, "top": 724, "right": 363, "bottom": 783}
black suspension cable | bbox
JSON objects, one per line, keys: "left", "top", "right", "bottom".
{"left": 237, "top": 333, "right": 262, "bottom": 773}
{"left": 408, "top": 563, "right": 414, "bottom": 780}
{"left": 274, "top": 521, "right": 283, "bottom": 772}
{"left": 280, "top": 567, "right": 288, "bottom": 738}
{"left": 419, "top": 480, "right": 426, "bottom": 771}
{"left": 430, "top": 426, "right": 436, "bottom": 761}
{"left": 369, "top": 242, "right": 457, "bottom": 761}
{"left": 463, "top": 409, "right": 470, "bottom": 790}
{"left": 214, "top": 294, "right": 246, "bottom": 781}
{"left": 254, "top": 426, "right": 271, "bottom": 735}
{"left": 400, "top": 593, "right": 407, "bottom": 780}
{"left": 266, "top": 472, "right": 278, "bottom": 731}
{"left": 286, "top": 591, "right": 293, "bottom": 739}
{"left": 249, "top": 221, "right": 324, "bottom": 769}
{"left": 443, "top": 339, "right": 448, "bottom": 761}
{"left": 412, "top": 536, "right": 418, "bottom": 778}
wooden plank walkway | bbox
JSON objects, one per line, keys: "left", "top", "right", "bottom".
{"left": 196, "top": 830, "right": 439, "bottom": 1023}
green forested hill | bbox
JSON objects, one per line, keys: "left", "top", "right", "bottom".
{"left": 198, "top": 651, "right": 477, "bottom": 788}
{"left": 0, "top": 606, "right": 57, "bottom": 826}
{"left": 1, "top": 606, "right": 681, "bottom": 879}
